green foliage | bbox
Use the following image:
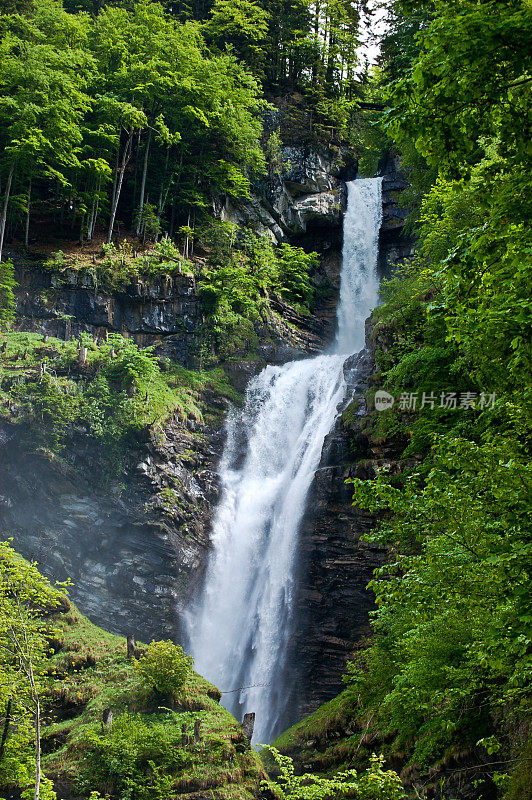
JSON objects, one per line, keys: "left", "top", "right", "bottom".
{"left": 204, "top": 0, "right": 270, "bottom": 76}
{"left": 78, "top": 713, "right": 189, "bottom": 800}
{"left": 90, "top": 0, "right": 265, "bottom": 207}
{"left": 0, "top": 541, "right": 63, "bottom": 796}
{"left": 0, "top": 259, "right": 16, "bottom": 328}
{"left": 386, "top": 0, "right": 531, "bottom": 176}
{"left": 43, "top": 239, "right": 195, "bottom": 286}
{"left": 134, "top": 202, "right": 161, "bottom": 243}
{"left": 199, "top": 222, "right": 318, "bottom": 356}
{"left": 0, "top": 0, "right": 93, "bottom": 257}
{"left": 0, "top": 0, "right": 92, "bottom": 176}
{"left": 335, "top": 1, "right": 532, "bottom": 790}
{"left": 320, "top": 0, "right": 532, "bottom": 796}
{"left": 0, "top": 331, "right": 236, "bottom": 473}
{"left": 348, "top": 436, "right": 532, "bottom": 764}
{"left": 276, "top": 244, "right": 316, "bottom": 306}
{"left": 134, "top": 640, "right": 193, "bottom": 698}
{"left": 261, "top": 749, "right": 405, "bottom": 799}
{"left": 266, "top": 130, "right": 284, "bottom": 177}
{"left": 0, "top": 0, "right": 266, "bottom": 250}
{"left": 40, "top": 605, "right": 262, "bottom": 800}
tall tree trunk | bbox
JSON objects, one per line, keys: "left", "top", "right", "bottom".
{"left": 158, "top": 143, "right": 183, "bottom": 234}
{"left": 89, "top": 176, "right": 101, "bottom": 241}
{"left": 169, "top": 202, "right": 176, "bottom": 237}
{"left": 110, "top": 146, "right": 120, "bottom": 215}
{"left": 24, "top": 639, "right": 41, "bottom": 800}
{"left": 136, "top": 128, "right": 151, "bottom": 235}
{"left": 24, "top": 177, "right": 31, "bottom": 248}
{"left": 107, "top": 129, "right": 133, "bottom": 245}
{"left": 0, "top": 698, "right": 12, "bottom": 761}
{"left": 185, "top": 210, "right": 191, "bottom": 259}
{"left": 325, "top": 16, "right": 337, "bottom": 90}
{"left": 79, "top": 211, "right": 85, "bottom": 245}
{"left": 87, "top": 180, "right": 96, "bottom": 241}
{"left": 0, "top": 164, "right": 14, "bottom": 262}
{"left": 157, "top": 147, "right": 170, "bottom": 216}
{"left": 131, "top": 130, "right": 141, "bottom": 213}
{"left": 312, "top": 0, "right": 321, "bottom": 86}
{"left": 34, "top": 697, "right": 41, "bottom": 800}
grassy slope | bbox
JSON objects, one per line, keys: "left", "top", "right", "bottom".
{"left": 42, "top": 601, "right": 264, "bottom": 799}
{"left": 0, "top": 332, "right": 261, "bottom": 797}
{"left": 0, "top": 330, "right": 240, "bottom": 428}
{"left": 269, "top": 690, "right": 369, "bottom": 776}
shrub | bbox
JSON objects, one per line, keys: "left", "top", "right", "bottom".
{"left": 134, "top": 641, "right": 193, "bottom": 697}
{"left": 0, "top": 259, "right": 16, "bottom": 328}
{"left": 78, "top": 713, "right": 189, "bottom": 800}
{"left": 275, "top": 244, "right": 317, "bottom": 307}
{"left": 260, "top": 749, "right": 406, "bottom": 799}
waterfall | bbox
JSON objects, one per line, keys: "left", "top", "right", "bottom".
{"left": 186, "top": 178, "right": 383, "bottom": 744}
{"left": 335, "top": 179, "right": 383, "bottom": 355}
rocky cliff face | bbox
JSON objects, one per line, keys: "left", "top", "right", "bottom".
{"left": 278, "top": 151, "right": 414, "bottom": 726}
{"left": 379, "top": 151, "right": 416, "bottom": 274}
{"left": 216, "top": 146, "right": 348, "bottom": 245}
{"left": 14, "top": 268, "right": 203, "bottom": 367}
{"left": 0, "top": 403, "right": 223, "bottom": 642}
{"left": 2, "top": 145, "right": 412, "bottom": 716}
{"left": 13, "top": 263, "right": 331, "bottom": 371}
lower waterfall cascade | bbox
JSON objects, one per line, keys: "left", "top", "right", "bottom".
{"left": 186, "top": 178, "right": 383, "bottom": 744}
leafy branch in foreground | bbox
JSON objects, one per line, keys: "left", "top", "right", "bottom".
{"left": 0, "top": 541, "right": 65, "bottom": 800}
{"left": 260, "top": 747, "right": 405, "bottom": 799}
{"left": 347, "top": 435, "right": 532, "bottom": 767}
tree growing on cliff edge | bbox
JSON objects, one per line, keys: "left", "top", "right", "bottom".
{"left": 0, "top": 542, "right": 64, "bottom": 800}
{"left": 0, "top": 0, "right": 92, "bottom": 260}
{"left": 0, "top": 260, "right": 15, "bottom": 328}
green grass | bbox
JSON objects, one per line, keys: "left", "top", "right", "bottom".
{"left": 267, "top": 690, "right": 368, "bottom": 776}
{"left": 0, "top": 331, "right": 241, "bottom": 471}
{"left": 42, "top": 602, "right": 264, "bottom": 799}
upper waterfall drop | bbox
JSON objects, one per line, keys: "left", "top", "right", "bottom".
{"left": 186, "top": 178, "right": 383, "bottom": 745}
{"left": 335, "top": 179, "right": 383, "bottom": 355}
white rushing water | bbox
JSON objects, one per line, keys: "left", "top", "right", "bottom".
{"left": 186, "top": 178, "right": 382, "bottom": 744}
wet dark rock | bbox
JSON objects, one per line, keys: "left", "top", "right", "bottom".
{"left": 277, "top": 341, "right": 385, "bottom": 726}
{"left": 0, "top": 414, "right": 220, "bottom": 642}
{"left": 378, "top": 151, "right": 416, "bottom": 276}
{"left": 280, "top": 324, "right": 410, "bottom": 728}
{"left": 14, "top": 270, "right": 202, "bottom": 367}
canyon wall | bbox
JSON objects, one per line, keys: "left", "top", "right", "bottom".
{"left": 1, "top": 147, "right": 412, "bottom": 721}
{"left": 281, "top": 152, "right": 414, "bottom": 725}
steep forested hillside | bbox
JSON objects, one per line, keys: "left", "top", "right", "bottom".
{"left": 273, "top": 1, "right": 532, "bottom": 798}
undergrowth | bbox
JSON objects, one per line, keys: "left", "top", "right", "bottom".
{"left": 0, "top": 330, "right": 238, "bottom": 475}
